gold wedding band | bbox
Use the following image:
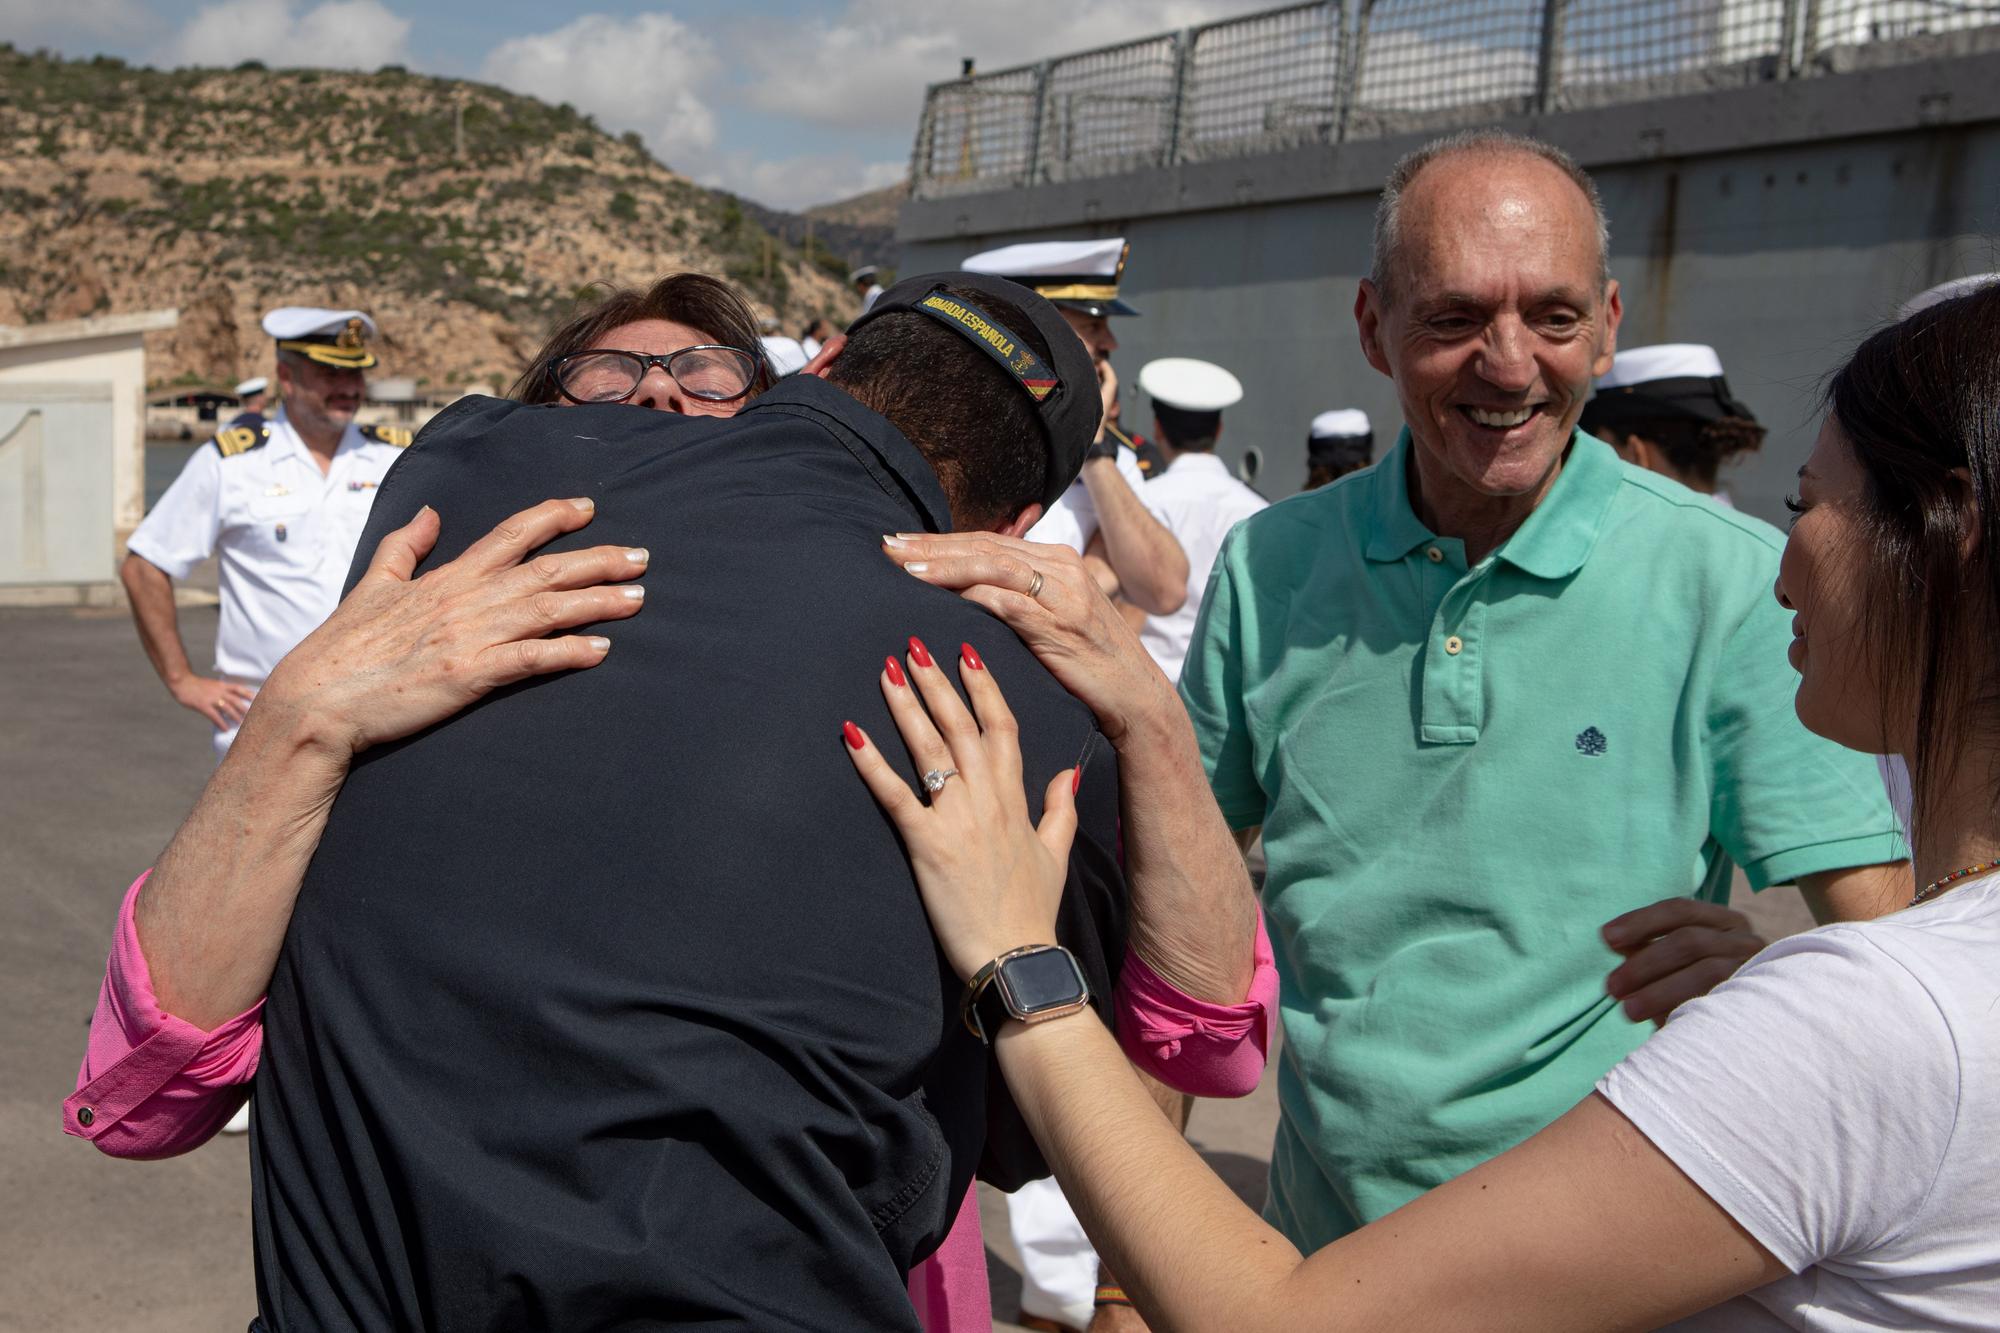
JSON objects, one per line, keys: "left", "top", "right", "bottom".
{"left": 1027, "top": 569, "right": 1045, "bottom": 601}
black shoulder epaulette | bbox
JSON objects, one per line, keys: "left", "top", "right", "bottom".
{"left": 361, "top": 424, "right": 415, "bottom": 448}
{"left": 213, "top": 423, "right": 272, "bottom": 458}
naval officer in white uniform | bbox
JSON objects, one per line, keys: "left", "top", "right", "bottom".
{"left": 1133, "top": 357, "right": 1269, "bottom": 683}
{"left": 964, "top": 236, "right": 1188, "bottom": 619}
{"left": 122, "top": 307, "right": 412, "bottom": 761}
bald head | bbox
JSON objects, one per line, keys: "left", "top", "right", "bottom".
{"left": 1371, "top": 131, "right": 1609, "bottom": 308}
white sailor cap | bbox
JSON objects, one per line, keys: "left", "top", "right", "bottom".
{"left": 1309, "top": 408, "right": 1371, "bottom": 440}
{"left": 1139, "top": 357, "right": 1242, "bottom": 413}
{"left": 849, "top": 265, "right": 880, "bottom": 284}
{"left": 760, "top": 335, "right": 810, "bottom": 378}
{"left": 962, "top": 237, "right": 1137, "bottom": 317}
{"left": 262, "top": 307, "right": 378, "bottom": 370}
{"left": 1595, "top": 343, "right": 1725, "bottom": 390}
{"left": 1899, "top": 272, "right": 1999, "bottom": 320}
{"left": 234, "top": 376, "right": 269, "bottom": 397}
{"left": 1582, "top": 343, "right": 1754, "bottom": 432}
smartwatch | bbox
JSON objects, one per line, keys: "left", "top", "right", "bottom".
{"left": 962, "top": 945, "right": 1091, "bottom": 1044}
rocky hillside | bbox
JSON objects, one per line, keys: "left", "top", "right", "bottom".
{"left": 0, "top": 46, "right": 863, "bottom": 390}
{"left": 744, "top": 182, "right": 905, "bottom": 284}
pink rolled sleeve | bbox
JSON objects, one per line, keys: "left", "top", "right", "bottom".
{"left": 1113, "top": 904, "right": 1277, "bottom": 1098}
{"left": 64, "top": 871, "right": 265, "bottom": 1158}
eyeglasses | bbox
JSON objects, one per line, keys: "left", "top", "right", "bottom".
{"left": 551, "top": 346, "right": 758, "bottom": 406}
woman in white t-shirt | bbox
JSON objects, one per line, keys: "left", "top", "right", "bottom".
{"left": 840, "top": 282, "right": 2000, "bottom": 1329}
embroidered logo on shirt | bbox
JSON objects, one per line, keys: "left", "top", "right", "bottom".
{"left": 1575, "top": 726, "right": 1607, "bottom": 757}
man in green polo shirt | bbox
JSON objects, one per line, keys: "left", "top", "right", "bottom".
{"left": 1178, "top": 130, "right": 1908, "bottom": 1249}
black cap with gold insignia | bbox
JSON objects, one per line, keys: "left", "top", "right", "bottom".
{"left": 262, "top": 307, "right": 379, "bottom": 370}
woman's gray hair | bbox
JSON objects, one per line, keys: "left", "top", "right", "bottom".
{"left": 1370, "top": 130, "right": 1611, "bottom": 306}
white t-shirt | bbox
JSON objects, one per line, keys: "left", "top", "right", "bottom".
{"left": 1026, "top": 443, "right": 1151, "bottom": 555}
{"left": 1598, "top": 873, "right": 2000, "bottom": 1330}
{"left": 1136, "top": 451, "right": 1267, "bottom": 682}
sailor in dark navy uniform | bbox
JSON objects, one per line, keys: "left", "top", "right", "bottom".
{"left": 122, "top": 307, "right": 410, "bottom": 763}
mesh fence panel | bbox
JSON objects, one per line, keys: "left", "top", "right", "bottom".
{"left": 1347, "top": 0, "right": 1545, "bottom": 128}
{"left": 1811, "top": 0, "right": 2000, "bottom": 50}
{"left": 1559, "top": 0, "right": 1787, "bottom": 95}
{"left": 905, "top": 0, "right": 2000, "bottom": 198}
{"left": 1178, "top": 3, "right": 1346, "bottom": 161}
{"left": 1036, "top": 34, "right": 1182, "bottom": 182}
{"left": 911, "top": 66, "right": 1041, "bottom": 198}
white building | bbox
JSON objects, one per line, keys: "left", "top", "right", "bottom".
{"left": 0, "top": 309, "right": 178, "bottom": 605}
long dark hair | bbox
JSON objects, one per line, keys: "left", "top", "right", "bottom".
{"left": 1831, "top": 281, "right": 2000, "bottom": 835}
{"left": 509, "top": 272, "right": 774, "bottom": 403}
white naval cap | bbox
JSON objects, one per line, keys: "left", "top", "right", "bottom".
{"left": 234, "top": 376, "right": 269, "bottom": 397}
{"left": 1899, "top": 272, "right": 1999, "bottom": 320}
{"left": 1310, "top": 408, "right": 1371, "bottom": 439}
{"left": 760, "top": 335, "right": 810, "bottom": 377}
{"left": 962, "top": 237, "right": 1137, "bottom": 317}
{"left": 1595, "top": 343, "right": 1725, "bottom": 389}
{"left": 1138, "top": 357, "right": 1243, "bottom": 412}
{"left": 261, "top": 307, "right": 378, "bottom": 340}
{"left": 262, "top": 307, "right": 379, "bottom": 370}
{"left": 849, "top": 264, "right": 880, "bottom": 283}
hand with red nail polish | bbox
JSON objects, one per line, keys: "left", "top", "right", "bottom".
{"left": 841, "top": 638, "right": 1075, "bottom": 983}
{"left": 884, "top": 656, "right": 907, "bottom": 688}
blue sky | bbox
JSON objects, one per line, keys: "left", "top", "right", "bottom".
{"left": 4, "top": 0, "right": 1279, "bottom": 208}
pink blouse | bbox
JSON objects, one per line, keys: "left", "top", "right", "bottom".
{"left": 69, "top": 872, "right": 1278, "bottom": 1329}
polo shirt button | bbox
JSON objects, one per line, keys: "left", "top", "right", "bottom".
{"left": 77, "top": 1107, "right": 94, "bottom": 1128}
{"left": 1426, "top": 546, "right": 1444, "bottom": 563}
{"left": 1445, "top": 635, "right": 1463, "bottom": 655}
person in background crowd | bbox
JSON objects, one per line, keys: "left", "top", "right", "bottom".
{"left": 962, "top": 235, "right": 1189, "bottom": 1332}
{"left": 1579, "top": 344, "right": 1765, "bottom": 506}
{"left": 121, "top": 307, "right": 411, "bottom": 767}
{"left": 853, "top": 263, "right": 886, "bottom": 312}
{"left": 881, "top": 127, "right": 1909, "bottom": 1264}
{"left": 1105, "top": 388, "right": 1166, "bottom": 480}
{"left": 761, "top": 332, "right": 811, "bottom": 377}
{"left": 1132, "top": 357, "right": 1267, "bottom": 684}
{"left": 965, "top": 237, "right": 1188, "bottom": 623}
{"left": 800, "top": 316, "right": 834, "bottom": 358}
{"left": 1303, "top": 408, "right": 1373, "bottom": 489}
{"left": 848, "top": 276, "right": 2000, "bottom": 1333}
{"left": 227, "top": 376, "right": 269, "bottom": 431}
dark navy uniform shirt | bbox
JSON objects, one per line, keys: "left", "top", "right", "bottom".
{"left": 250, "top": 377, "right": 1127, "bottom": 1331}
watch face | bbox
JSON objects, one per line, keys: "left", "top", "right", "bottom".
{"left": 1000, "top": 947, "right": 1088, "bottom": 1015}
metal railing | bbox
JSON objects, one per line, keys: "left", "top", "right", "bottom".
{"left": 910, "top": 0, "right": 2000, "bottom": 198}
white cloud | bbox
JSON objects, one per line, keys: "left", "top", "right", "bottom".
{"left": 730, "top": 0, "right": 1282, "bottom": 134}
{"left": 480, "top": 13, "right": 719, "bottom": 168}
{"left": 697, "top": 153, "right": 905, "bottom": 211}
{"left": 161, "top": 0, "right": 412, "bottom": 70}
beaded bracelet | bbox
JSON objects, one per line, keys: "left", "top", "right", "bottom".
{"left": 1093, "top": 1284, "right": 1133, "bottom": 1307}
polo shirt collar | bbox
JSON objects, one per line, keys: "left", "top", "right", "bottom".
{"left": 1363, "top": 426, "right": 1623, "bottom": 579}
{"left": 741, "top": 375, "right": 956, "bottom": 532}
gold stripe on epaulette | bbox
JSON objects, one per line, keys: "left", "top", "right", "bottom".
{"left": 362, "top": 424, "right": 414, "bottom": 448}
{"left": 214, "top": 424, "right": 269, "bottom": 457}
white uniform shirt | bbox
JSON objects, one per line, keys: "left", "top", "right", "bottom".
{"left": 861, "top": 284, "right": 884, "bottom": 313}
{"left": 1137, "top": 451, "right": 1268, "bottom": 681}
{"left": 126, "top": 411, "right": 406, "bottom": 685}
{"left": 1025, "top": 443, "right": 1152, "bottom": 555}
{"left": 1600, "top": 873, "right": 2000, "bottom": 1331}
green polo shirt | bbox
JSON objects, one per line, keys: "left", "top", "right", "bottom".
{"left": 1180, "top": 430, "right": 1904, "bottom": 1250}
